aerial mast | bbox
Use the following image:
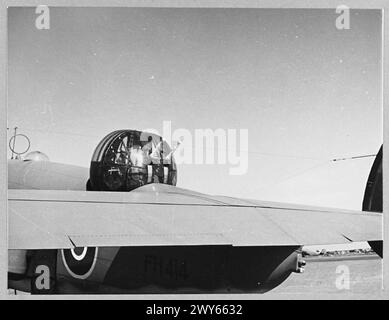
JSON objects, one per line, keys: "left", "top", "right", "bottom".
{"left": 11, "top": 127, "right": 18, "bottom": 159}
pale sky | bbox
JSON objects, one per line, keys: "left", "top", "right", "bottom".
{"left": 8, "top": 8, "right": 382, "bottom": 212}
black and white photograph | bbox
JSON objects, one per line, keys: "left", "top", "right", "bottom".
{"left": 4, "top": 3, "right": 385, "bottom": 301}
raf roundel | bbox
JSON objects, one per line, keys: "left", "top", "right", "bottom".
{"left": 61, "top": 247, "right": 98, "bottom": 280}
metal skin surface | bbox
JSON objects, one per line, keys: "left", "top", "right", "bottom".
{"left": 6, "top": 133, "right": 383, "bottom": 294}
{"left": 7, "top": 162, "right": 301, "bottom": 293}
{"left": 362, "top": 146, "right": 383, "bottom": 257}
{"left": 9, "top": 245, "right": 300, "bottom": 294}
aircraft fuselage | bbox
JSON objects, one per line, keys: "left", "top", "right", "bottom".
{"left": 8, "top": 159, "right": 301, "bottom": 294}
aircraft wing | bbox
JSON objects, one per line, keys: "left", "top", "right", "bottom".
{"left": 8, "top": 184, "right": 382, "bottom": 250}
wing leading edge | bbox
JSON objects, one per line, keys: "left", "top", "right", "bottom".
{"left": 8, "top": 184, "right": 382, "bottom": 250}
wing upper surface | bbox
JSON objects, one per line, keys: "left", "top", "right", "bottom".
{"left": 8, "top": 184, "right": 382, "bottom": 250}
